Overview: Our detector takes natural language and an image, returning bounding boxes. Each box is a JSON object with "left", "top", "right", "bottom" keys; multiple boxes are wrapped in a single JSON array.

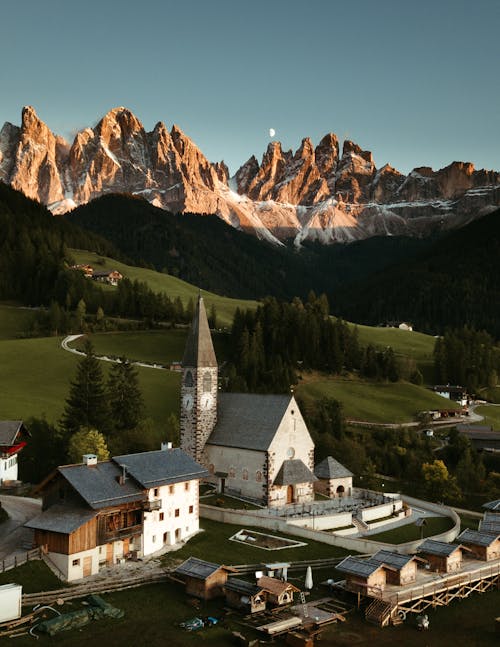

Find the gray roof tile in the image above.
[
  {"left": 113, "top": 448, "right": 208, "bottom": 489},
  {"left": 207, "top": 393, "right": 292, "bottom": 451},
  {"left": 59, "top": 461, "right": 145, "bottom": 510},
  {"left": 418, "top": 539, "right": 461, "bottom": 557},
  {"left": 483, "top": 499, "right": 500, "bottom": 511},
  {"left": 224, "top": 578, "right": 264, "bottom": 596},
  {"left": 0, "top": 421, "right": 25, "bottom": 445},
  {"left": 175, "top": 557, "right": 231, "bottom": 580},
  {"left": 458, "top": 529, "right": 500, "bottom": 547},
  {"left": 370, "top": 550, "right": 415, "bottom": 570},
  {"left": 25, "top": 505, "right": 97, "bottom": 534},
  {"left": 273, "top": 459, "right": 317, "bottom": 486},
  {"left": 314, "top": 456, "right": 353, "bottom": 479},
  {"left": 337, "top": 556, "right": 385, "bottom": 577}
]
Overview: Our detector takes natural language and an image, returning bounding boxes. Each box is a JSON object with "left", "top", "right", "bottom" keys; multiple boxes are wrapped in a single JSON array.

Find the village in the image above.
[{"left": 1, "top": 297, "right": 500, "bottom": 645}]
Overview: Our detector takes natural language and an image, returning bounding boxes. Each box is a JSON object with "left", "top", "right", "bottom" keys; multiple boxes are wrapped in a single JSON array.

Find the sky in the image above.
[{"left": 0, "top": 0, "right": 498, "bottom": 175}]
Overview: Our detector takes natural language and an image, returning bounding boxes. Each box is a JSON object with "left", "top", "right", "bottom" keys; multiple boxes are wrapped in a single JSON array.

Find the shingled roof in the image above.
[
  {"left": 0, "top": 421, "right": 27, "bottom": 445},
  {"left": 58, "top": 461, "right": 145, "bottom": 510},
  {"left": 224, "top": 578, "right": 265, "bottom": 596},
  {"left": 336, "top": 556, "right": 386, "bottom": 577},
  {"left": 182, "top": 296, "right": 217, "bottom": 368},
  {"left": 273, "top": 459, "right": 317, "bottom": 486},
  {"left": 458, "top": 529, "right": 500, "bottom": 547},
  {"left": 113, "top": 448, "right": 208, "bottom": 489},
  {"left": 26, "top": 505, "right": 97, "bottom": 534},
  {"left": 314, "top": 456, "right": 353, "bottom": 480},
  {"left": 418, "top": 539, "right": 462, "bottom": 557},
  {"left": 207, "top": 393, "right": 292, "bottom": 451},
  {"left": 174, "top": 557, "right": 235, "bottom": 580},
  {"left": 370, "top": 550, "right": 416, "bottom": 570}
]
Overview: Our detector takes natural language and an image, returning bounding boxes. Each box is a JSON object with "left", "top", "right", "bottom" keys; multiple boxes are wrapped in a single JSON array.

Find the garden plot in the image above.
[{"left": 230, "top": 529, "right": 307, "bottom": 550}]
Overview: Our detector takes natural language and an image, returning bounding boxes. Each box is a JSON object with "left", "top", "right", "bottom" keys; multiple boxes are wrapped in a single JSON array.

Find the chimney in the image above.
[
  {"left": 82, "top": 454, "right": 97, "bottom": 466},
  {"left": 161, "top": 442, "right": 173, "bottom": 451},
  {"left": 117, "top": 464, "right": 128, "bottom": 485}
]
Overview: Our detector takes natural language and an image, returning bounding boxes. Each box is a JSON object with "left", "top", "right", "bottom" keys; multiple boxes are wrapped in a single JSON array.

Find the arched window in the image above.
[
  {"left": 242, "top": 469, "right": 249, "bottom": 481},
  {"left": 229, "top": 466, "right": 236, "bottom": 478},
  {"left": 203, "top": 371, "right": 212, "bottom": 392},
  {"left": 208, "top": 463, "right": 215, "bottom": 474},
  {"left": 255, "top": 470, "right": 262, "bottom": 483},
  {"left": 184, "top": 370, "right": 193, "bottom": 387}
]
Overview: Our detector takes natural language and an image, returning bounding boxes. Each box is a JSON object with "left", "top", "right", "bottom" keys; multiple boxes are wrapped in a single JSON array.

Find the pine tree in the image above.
[
  {"left": 107, "top": 357, "right": 145, "bottom": 433},
  {"left": 61, "top": 340, "right": 110, "bottom": 436}
]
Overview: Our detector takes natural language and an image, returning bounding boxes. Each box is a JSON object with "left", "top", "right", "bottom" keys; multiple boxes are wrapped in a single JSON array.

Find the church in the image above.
[{"left": 180, "top": 296, "right": 317, "bottom": 508}]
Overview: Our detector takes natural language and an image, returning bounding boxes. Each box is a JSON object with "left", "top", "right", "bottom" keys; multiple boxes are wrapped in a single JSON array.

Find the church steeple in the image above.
[
  {"left": 182, "top": 296, "right": 217, "bottom": 368},
  {"left": 180, "top": 295, "right": 218, "bottom": 463}
]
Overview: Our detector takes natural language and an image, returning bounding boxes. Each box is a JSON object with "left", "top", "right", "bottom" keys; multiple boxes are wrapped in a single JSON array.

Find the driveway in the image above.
[{"left": 0, "top": 494, "right": 42, "bottom": 560}]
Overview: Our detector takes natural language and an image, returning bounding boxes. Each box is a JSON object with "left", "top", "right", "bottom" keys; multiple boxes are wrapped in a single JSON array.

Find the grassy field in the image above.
[
  {"left": 475, "top": 404, "right": 500, "bottom": 430},
  {"left": 297, "top": 376, "right": 459, "bottom": 424},
  {"left": 365, "top": 516, "right": 454, "bottom": 543},
  {"left": 0, "top": 335, "right": 180, "bottom": 428},
  {"left": 70, "top": 249, "right": 257, "bottom": 327},
  {"left": 353, "top": 324, "right": 436, "bottom": 363},
  {"left": 0, "top": 560, "right": 63, "bottom": 592},
  {"left": 0, "top": 304, "right": 36, "bottom": 339},
  {"left": 163, "top": 517, "right": 350, "bottom": 568}
]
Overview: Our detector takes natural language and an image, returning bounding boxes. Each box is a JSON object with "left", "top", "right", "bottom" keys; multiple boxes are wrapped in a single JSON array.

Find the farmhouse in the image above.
[
  {"left": 0, "top": 421, "right": 29, "bottom": 485},
  {"left": 433, "top": 385, "right": 468, "bottom": 406},
  {"left": 457, "top": 529, "right": 500, "bottom": 561},
  {"left": 180, "top": 296, "right": 316, "bottom": 507},
  {"left": 174, "top": 557, "right": 236, "bottom": 600},
  {"left": 92, "top": 270, "right": 123, "bottom": 286},
  {"left": 26, "top": 448, "right": 207, "bottom": 581},
  {"left": 417, "top": 539, "right": 466, "bottom": 573},
  {"left": 314, "top": 456, "right": 353, "bottom": 498}
]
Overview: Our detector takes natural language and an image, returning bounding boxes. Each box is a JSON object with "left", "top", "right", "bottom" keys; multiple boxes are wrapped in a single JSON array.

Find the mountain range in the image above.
[{"left": 1, "top": 106, "right": 499, "bottom": 245}]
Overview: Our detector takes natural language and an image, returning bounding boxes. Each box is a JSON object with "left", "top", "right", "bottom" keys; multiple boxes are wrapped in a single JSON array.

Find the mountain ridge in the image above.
[{"left": 1, "top": 105, "right": 499, "bottom": 244}]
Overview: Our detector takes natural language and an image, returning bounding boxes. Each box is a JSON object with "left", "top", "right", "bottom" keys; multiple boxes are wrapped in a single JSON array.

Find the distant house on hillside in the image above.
[
  {"left": 92, "top": 270, "right": 123, "bottom": 286},
  {"left": 71, "top": 264, "right": 94, "bottom": 277},
  {"left": 433, "top": 385, "right": 468, "bottom": 406},
  {"left": 0, "top": 421, "right": 30, "bottom": 485},
  {"left": 26, "top": 448, "right": 207, "bottom": 581},
  {"left": 398, "top": 322, "right": 413, "bottom": 331}
]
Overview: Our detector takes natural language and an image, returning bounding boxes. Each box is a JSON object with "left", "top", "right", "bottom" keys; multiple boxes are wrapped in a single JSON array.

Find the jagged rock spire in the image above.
[{"left": 182, "top": 296, "right": 217, "bottom": 368}]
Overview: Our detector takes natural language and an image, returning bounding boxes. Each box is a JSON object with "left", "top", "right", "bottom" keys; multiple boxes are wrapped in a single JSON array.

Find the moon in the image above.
[{"left": 269, "top": 128, "right": 276, "bottom": 137}]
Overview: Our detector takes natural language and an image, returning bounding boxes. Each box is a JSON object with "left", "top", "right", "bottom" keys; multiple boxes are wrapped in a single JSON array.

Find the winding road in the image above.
[
  {"left": 61, "top": 335, "right": 167, "bottom": 370},
  {"left": 0, "top": 495, "right": 41, "bottom": 559}
]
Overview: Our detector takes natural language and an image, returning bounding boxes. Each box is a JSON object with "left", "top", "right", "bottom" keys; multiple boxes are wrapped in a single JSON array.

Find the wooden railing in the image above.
[{"left": 0, "top": 547, "right": 42, "bottom": 573}]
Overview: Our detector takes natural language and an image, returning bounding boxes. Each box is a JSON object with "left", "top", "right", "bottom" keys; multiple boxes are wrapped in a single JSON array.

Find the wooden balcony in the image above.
[{"left": 143, "top": 499, "right": 162, "bottom": 512}]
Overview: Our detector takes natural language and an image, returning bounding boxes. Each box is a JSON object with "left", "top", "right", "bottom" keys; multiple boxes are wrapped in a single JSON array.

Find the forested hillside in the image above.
[{"left": 336, "top": 208, "right": 500, "bottom": 338}]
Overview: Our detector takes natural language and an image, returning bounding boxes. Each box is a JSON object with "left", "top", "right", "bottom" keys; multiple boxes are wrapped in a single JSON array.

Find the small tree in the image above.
[
  {"left": 422, "top": 459, "right": 462, "bottom": 503},
  {"left": 107, "top": 357, "right": 144, "bottom": 434},
  {"left": 67, "top": 427, "right": 110, "bottom": 463}
]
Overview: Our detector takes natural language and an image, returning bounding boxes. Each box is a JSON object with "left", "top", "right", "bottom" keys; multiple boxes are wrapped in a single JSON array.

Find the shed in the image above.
[
  {"left": 457, "top": 529, "right": 500, "bottom": 561},
  {"left": 313, "top": 456, "right": 353, "bottom": 498},
  {"left": 224, "top": 578, "right": 266, "bottom": 613},
  {"left": 174, "top": 557, "right": 236, "bottom": 600},
  {"left": 369, "top": 550, "right": 419, "bottom": 585},
  {"left": 418, "top": 539, "right": 465, "bottom": 573},
  {"left": 480, "top": 512, "right": 500, "bottom": 535},
  {"left": 257, "top": 575, "right": 300, "bottom": 606},
  {"left": 336, "top": 556, "right": 389, "bottom": 595}
]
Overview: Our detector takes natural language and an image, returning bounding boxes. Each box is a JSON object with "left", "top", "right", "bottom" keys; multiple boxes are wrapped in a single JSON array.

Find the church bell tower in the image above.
[{"left": 180, "top": 296, "right": 218, "bottom": 463}]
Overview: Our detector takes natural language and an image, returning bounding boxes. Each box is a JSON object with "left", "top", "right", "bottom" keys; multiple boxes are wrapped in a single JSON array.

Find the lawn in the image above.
[
  {"left": 70, "top": 249, "right": 258, "bottom": 327},
  {"left": 297, "top": 377, "right": 459, "bottom": 424},
  {"left": 70, "top": 329, "right": 230, "bottom": 366},
  {"left": 475, "top": 404, "right": 500, "bottom": 431},
  {"left": 0, "top": 304, "right": 36, "bottom": 340},
  {"left": 162, "top": 518, "right": 350, "bottom": 569},
  {"left": 352, "top": 323, "right": 436, "bottom": 364},
  {"left": 364, "top": 516, "right": 454, "bottom": 543},
  {"left": 0, "top": 560, "right": 63, "bottom": 593},
  {"left": 0, "top": 335, "right": 180, "bottom": 428}
]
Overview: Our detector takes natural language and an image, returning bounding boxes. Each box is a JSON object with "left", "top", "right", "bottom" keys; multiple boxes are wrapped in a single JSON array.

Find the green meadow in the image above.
[
  {"left": 0, "top": 304, "right": 36, "bottom": 339},
  {"left": 297, "top": 376, "right": 458, "bottom": 424},
  {"left": 70, "top": 249, "right": 258, "bottom": 327}
]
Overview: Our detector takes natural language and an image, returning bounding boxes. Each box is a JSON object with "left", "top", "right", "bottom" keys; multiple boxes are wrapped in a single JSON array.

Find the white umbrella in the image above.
[{"left": 304, "top": 565, "right": 313, "bottom": 590}]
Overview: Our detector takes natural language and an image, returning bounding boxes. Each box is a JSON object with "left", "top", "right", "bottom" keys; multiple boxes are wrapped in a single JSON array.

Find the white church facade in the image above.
[{"left": 180, "top": 297, "right": 317, "bottom": 508}]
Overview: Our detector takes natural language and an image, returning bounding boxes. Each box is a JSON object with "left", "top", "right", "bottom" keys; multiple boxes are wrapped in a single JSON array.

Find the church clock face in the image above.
[
  {"left": 182, "top": 394, "right": 194, "bottom": 411},
  {"left": 200, "top": 393, "right": 214, "bottom": 410}
]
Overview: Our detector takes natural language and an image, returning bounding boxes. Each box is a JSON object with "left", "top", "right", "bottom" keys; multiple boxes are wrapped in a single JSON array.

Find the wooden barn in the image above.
[
  {"left": 257, "top": 575, "right": 300, "bottom": 606},
  {"left": 418, "top": 539, "right": 465, "bottom": 573},
  {"left": 457, "top": 529, "right": 500, "bottom": 561},
  {"left": 369, "top": 550, "right": 419, "bottom": 586},
  {"left": 224, "top": 578, "right": 266, "bottom": 613},
  {"left": 336, "top": 556, "right": 389, "bottom": 595},
  {"left": 174, "top": 557, "right": 236, "bottom": 600}
]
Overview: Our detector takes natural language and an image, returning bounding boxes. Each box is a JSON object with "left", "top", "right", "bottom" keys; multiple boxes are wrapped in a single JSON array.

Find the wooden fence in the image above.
[{"left": 0, "top": 547, "right": 42, "bottom": 574}]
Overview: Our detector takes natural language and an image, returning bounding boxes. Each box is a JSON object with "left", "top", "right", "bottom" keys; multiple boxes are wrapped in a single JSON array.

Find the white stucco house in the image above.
[
  {"left": 0, "top": 421, "right": 29, "bottom": 485},
  {"left": 26, "top": 448, "right": 207, "bottom": 581}
]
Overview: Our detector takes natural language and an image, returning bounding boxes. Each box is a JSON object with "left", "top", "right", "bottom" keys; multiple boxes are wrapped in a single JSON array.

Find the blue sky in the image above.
[{"left": 1, "top": 0, "right": 498, "bottom": 175}]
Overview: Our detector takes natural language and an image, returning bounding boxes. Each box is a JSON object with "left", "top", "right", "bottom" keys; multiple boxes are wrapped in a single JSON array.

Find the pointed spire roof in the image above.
[{"left": 182, "top": 296, "right": 217, "bottom": 368}]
